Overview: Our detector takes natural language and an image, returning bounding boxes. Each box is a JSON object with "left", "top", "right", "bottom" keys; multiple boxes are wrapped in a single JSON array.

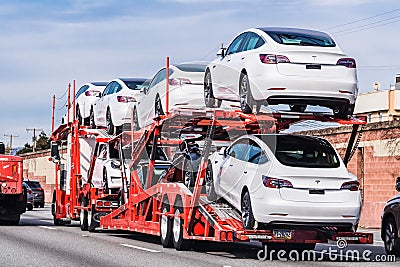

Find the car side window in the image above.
[
  {"left": 149, "top": 69, "right": 166, "bottom": 90},
  {"left": 226, "top": 32, "right": 248, "bottom": 55},
  {"left": 242, "top": 32, "right": 265, "bottom": 52},
  {"left": 246, "top": 140, "right": 268, "bottom": 164},
  {"left": 115, "top": 82, "right": 123, "bottom": 93},
  {"left": 227, "top": 139, "right": 249, "bottom": 161}
]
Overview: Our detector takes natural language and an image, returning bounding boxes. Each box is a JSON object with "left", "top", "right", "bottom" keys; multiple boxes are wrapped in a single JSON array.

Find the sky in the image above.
[{"left": 0, "top": 0, "right": 399, "bottom": 147}]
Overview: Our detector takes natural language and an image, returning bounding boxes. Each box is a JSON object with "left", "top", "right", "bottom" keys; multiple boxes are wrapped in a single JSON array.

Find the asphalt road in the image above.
[{"left": 0, "top": 205, "right": 397, "bottom": 267}]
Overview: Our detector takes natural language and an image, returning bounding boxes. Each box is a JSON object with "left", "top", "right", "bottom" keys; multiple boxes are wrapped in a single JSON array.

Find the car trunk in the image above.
[{"left": 276, "top": 50, "right": 349, "bottom": 78}]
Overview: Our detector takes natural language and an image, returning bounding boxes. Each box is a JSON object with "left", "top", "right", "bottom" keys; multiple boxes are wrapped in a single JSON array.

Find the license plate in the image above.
[{"left": 273, "top": 229, "right": 292, "bottom": 240}]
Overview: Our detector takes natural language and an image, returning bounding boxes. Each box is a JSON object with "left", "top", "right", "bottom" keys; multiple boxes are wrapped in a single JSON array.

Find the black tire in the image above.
[
  {"left": 80, "top": 197, "right": 88, "bottom": 231},
  {"left": 204, "top": 70, "right": 222, "bottom": 108},
  {"left": 27, "top": 205, "right": 33, "bottom": 211},
  {"left": 205, "top": 162, "right": 217, "bottom": 201},
  {"left": 155, "top": 94, "right": 165, "bottom": 116},
  {"left": 88, "top": 204, "right": 99, "bottom": 232},
  {"left": 333, "top": 104, "right": 349, "bottom": 119},
  {"left": 289, "top": 104, "right": 307, "bottom": 113},
  {"left": 172, "top": 198, "right": 192, "bottom": 251},
  {"left": 76, "top": 105, "right": 82, "bottom": 126},
  {"left": 241, "top": 190, "right": 255, "bottom": 229},
  {"left": 182, "top": 160, "right": 195, "bottom": 190},
  {"left": 160, "top": 203, "right": 174, "bottom": 248},
  {"left": 34, "top": 203, "right": 39, "bottom": 208},
  {"left": 90, "top": 108, "right": 96, "bottom": 129},
  {"left": 239, "top": 73, "right": 254, "bottom": 114},
  {"left": 103, "top": 168, "right": 109, "bottom": 194},
  {"left": 133, "top": 107, "right": 140, "bottom": 131},
  {"left": 106, "top": 109, "right": 114, "bottom": 135},
  {"left": 39, "top": 203, "right": 45, "bottom": 208},
  {"left": 383, "top": 217, "right": 400, "bottom": 256}
]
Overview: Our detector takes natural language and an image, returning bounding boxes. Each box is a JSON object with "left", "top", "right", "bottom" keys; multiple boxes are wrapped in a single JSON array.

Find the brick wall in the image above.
[{"left": 299, "top": 120, "right": 400, "bottom": 228}]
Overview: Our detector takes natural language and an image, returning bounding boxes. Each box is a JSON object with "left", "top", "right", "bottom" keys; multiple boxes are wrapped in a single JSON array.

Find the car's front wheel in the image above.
[
  {"left": 133, "top": 107, "right": 140, "bottom": 131},
  {"left": 241, "top": 190, "right": 256, "bottom": 229},
  {"left": 76, "top": 105, "right": 83, "bottom": 126},
  {"left": 383, "top": 217, "right": 400, "bottom": 256},
  {"left": 155, "top": 94, "right": 165, "bottom": 116},
  {"left": 90, "top": 107, "right": 96, "bottom": 129},
  {"left": 204, "top": 70, "right": 222, "bottom": 108},
  {"left": 205, "top": 162, "right": 217, "bottom": 201},
  {"left": 239, "top": 73, "right": 255, "bottom": 114}
]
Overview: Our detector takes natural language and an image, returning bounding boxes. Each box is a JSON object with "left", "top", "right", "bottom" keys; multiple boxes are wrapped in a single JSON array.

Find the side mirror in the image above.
[
  {"left": 396, "top": 177, "right": 400, "bottom": 192},
  {"left": 50, "top": 141, "right": 60, "bottom": 163},
  {"left": 219, "top": 147, "right": 227, "bottom": 157},
  {"left": 217, "top": 48, "right": 226, "bottom": 58}
]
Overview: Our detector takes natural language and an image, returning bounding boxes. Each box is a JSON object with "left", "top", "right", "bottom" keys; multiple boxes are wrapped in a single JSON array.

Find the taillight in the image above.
[
  {"left": 169, "top": 78, "right": 192, "bottom": 85},
  {"left": 336, "top": 58, "right": 356, "bottom": 68},
  {"left": 262, "top": 176, "right": 293, "bottom": 188},
  {"left": 340, "top": 181, "right": 359, "bottom": 191},
  {"left": 28, "top": 189, "right": 33, "bottom": 194},
  {"left": 85, "top": 90, "right": 101, "bottom": 96},
  {"left": 259, "top": 54, "right": 290, "bottom": 64},
  {"left": 117, "top": 96, "right": 136, "bottom": 103}
]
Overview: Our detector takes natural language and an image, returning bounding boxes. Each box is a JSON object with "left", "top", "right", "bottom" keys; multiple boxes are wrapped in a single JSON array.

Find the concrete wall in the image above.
[
  {"left": 21, "top": 149, "right": 55, "bottom": 203},
  {"left": 299, "top": 120, "right": 400, "bottom": 228}
]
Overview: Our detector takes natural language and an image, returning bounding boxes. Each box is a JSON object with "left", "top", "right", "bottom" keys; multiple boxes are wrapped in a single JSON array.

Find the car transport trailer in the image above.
[{"left": 49, "top": 106, "right": 372, "bottom": 251}]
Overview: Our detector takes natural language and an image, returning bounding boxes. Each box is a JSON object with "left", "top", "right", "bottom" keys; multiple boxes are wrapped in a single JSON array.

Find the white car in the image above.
[
  {"left": 134, "top": 63, "right": 207, "bottom": 129},
  {"left": 91, "top": 78, "right": 146, "bottom": 134},
  {"left": 206, "top": 134, "right": 361, "bottom": 230},
  {"left": 205, "top": 27, "right": 358, "bottom": 118},
  {"left": 76, "top": 82, "right": 108, "bottom": 126}
]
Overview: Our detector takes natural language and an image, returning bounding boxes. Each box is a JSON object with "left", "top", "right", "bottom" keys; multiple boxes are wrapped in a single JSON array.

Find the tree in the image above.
[
  {"left": 17, "top": 143, "right": 33, "bottom": 155},
  {"left": 36, "top": 131, "right": 50, "bottom": 151}
]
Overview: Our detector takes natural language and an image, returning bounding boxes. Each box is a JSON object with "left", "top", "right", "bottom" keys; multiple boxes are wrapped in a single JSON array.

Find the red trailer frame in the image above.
[{"left": 96, "top": 107, "right": 373, "bottom": 250}]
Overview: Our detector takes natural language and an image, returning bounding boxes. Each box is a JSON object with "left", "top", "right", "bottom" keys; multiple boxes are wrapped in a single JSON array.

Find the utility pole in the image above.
[
  {"left": 4, "top": 134, "right": 19, "bottom": 153},
  {"left": 26, "top": 128, "right": 44, "bottom": 152}
]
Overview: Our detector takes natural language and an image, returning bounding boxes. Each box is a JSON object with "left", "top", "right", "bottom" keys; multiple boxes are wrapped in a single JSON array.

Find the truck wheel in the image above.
[
  {"left": 80, "top": 197, "right": 88, "bottom": 231},
  {"left": 383, "top": 217, "right": 400, "bottom": 256},
  {"left": 172, "top": 198, "right": 192, "bottom": 251},
  {"left": 241, "top": 191, "right": 255, "bottom": 229},
  {"left": 160, "top": 203, "right": 173, "bottom": 248},
  {"left": 88, "top": 204, "right": 99, "bottom": 232},
  {"left": 40, "top": 203, "right": 45, "bottom": 208},
  {"left": 205, "top": 162, "right": 217, "bottom": 201}
]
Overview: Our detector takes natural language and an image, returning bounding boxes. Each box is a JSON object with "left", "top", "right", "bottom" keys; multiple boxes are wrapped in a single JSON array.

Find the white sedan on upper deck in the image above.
[
  {"left": 206, "top": 134, "right": 361, "bottom": 230},
  {"left": 204, "top": 27, "right": 358, "bottom": 118}
]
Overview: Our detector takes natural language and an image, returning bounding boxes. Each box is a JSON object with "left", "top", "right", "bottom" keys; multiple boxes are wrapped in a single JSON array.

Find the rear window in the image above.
[
  {"left": 257, "top": 135, "right": 340, "bottom": 168},
  {"left": 175, "top": 63, "right": 207, "bottom": 73},
  {"left": 261, "top": 29, "right": 336, "bottom": 47},
  {"left": 123, "top": 80, "right": 146, "bottom": 90}
]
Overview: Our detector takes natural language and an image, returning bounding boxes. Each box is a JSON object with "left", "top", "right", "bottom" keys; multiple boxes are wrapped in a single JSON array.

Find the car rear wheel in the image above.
[
  {"left": 383, "top": 217, "right": 400, "bottom": 256},
  {"left": 182, "top": 160, "right": 195, "bottom": 191},
  {"left": 76, "top": 105, "right": 83, "bottom": 126},
  {"left": 90, "top": 108, "right": 96, "bottom": 129},
  {"left": 289, "top": 104, "right": 307, "bottom": 113},
  {"left": 106, "top": 109, "right": 115, "bottom": 135},
  {"left": 204, "top": 70, "right": 222, "bottom": 108},
  {"left": 241, "top": 190, "right": 255, "bottom": 229},
  {"left": 239, "top": 73, "right": 255, "bottom": 114},
  {"left": 133, "top": 107, "right": 140, "bottom": 131},
  {"left": 205, "top": 162, "right": 217, "bottom": 201},
  {"left": 155, "top": 94, "right": 165, "bottom": 116}
]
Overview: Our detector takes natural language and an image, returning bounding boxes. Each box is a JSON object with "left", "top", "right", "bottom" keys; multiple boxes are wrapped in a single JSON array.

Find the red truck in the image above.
[{"left": 0, "top": 142, "right": 26, "bottom": 225}]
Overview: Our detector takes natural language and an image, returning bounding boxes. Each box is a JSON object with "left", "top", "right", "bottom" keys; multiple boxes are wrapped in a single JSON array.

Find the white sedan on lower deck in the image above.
[{"left": 206, "top": 134, "right": 361, "bottom": 230}]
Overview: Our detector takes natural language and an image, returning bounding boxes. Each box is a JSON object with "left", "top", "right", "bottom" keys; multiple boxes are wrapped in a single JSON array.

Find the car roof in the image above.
[
  {"left": 90, "top": 82, "right": 108, "bottom": 86},
  {"left": 118, "top": 78, "right": 147, "bottom": 83}
]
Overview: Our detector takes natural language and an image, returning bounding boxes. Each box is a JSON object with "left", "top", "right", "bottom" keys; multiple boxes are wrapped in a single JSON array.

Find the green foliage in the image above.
[
  {"left": 17, "top": 131, "right": 50, "bottom": 155},
  {"left": 17, "top": 143, "right": 33, "bottom": 155}
]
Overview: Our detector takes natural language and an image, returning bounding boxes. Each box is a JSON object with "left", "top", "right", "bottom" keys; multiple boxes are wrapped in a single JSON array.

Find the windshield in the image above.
[
  {"left": 257, "top": 135, "right": 340, "bottom": 168},
  {"left": 262, "top": 29, "right": 336, "bottom": 47}
]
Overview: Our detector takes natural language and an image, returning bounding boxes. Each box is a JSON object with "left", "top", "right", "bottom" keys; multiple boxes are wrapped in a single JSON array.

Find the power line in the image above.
[
  {"left": 56, "top": 86, "right": 69, "bottom": 100},
  {"left": 322, "top": 8, "right": 400, "bottom": 31},
  {"left": 335, "top": 17, "right": 400, "bottom": 35},
  {"left": 332, "top": 14, "right": 400, "bottom": 35}
]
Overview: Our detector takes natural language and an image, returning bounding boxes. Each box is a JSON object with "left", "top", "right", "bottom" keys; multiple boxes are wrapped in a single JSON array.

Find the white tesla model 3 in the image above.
[
  {"left": 206, "top": 134, "right": 361, "bottom": 230},
  {"left": 204, "top": 27, "right": 358, "bottom": 118}
]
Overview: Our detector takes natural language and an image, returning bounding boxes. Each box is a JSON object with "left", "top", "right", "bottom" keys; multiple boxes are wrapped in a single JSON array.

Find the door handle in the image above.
[
  {"left": 229, "top": 164, "right": 233, "bottom": 167},
  {"left": 244, "top": 171, "right": 247, "bottom": 174},
  {"left": 227, "top": 59, "right": 231, "bottom": 62},
  {"left": 241, "top": 57, "right": 245, "bottom": 60}
]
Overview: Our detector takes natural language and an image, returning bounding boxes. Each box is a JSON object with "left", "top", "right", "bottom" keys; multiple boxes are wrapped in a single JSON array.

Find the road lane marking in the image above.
[
  {"left": 40, "top": 220, "right": 52, "bottom": 223},
  {"left": 120, "top": 244, "right": 161, "bottom": 253},
  {"left": 39, "top": 226, "right": 57, "bottom": 230}
]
